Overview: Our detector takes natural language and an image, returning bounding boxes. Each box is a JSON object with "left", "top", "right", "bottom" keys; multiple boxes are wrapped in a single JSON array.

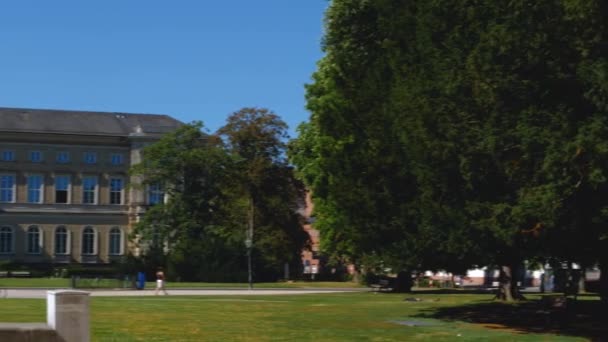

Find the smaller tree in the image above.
[
  {"left": 130, "top": 122, "right": 244, "bottom": 281},
  {"left": 218, "top": 108, "right": 310, "bottom": 285}
]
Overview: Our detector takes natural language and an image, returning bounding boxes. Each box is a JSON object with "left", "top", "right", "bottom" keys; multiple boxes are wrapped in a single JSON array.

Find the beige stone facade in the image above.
[{"left": 0, "top": 108, "right": 181, "bottom": 265}]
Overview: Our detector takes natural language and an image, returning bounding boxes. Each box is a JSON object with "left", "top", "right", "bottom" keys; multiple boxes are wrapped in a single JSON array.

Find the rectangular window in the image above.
[
  {"left": 27, "top": 175, "right": 44, "bottom": 203},
  {"left": 27, "top": 226, "right": 41, "bottom": 254},
  {"left": 109, "top": 178, "right": 123, "bottom": 204},
  {"left": 0, "top": 227, "right": 13, "bottom": 254},
  {"left": 82, "top": 176, "right": 98, "bottom": 204},
  {"left": 83, "top": 152, "right": 97, "bottom": 164},
  {"left": 110, "top": 153, "right": 124, "bottom": 165},
  {"left": 55, "top": 175, "right": 70, "bottom": 204},
  {"left": 109, "top": 228, "right": 122, "bottom": 255},
  {"left": 54, "top": 227, "right": 68, "bottom": 255},
  {"left": 1, "top": 150, "right": 15, "bottom": 161},
  {"left": 56, "top": 151, "right": 70, "bottom": 163},
  {"left": 148, "top": 183, "right": 164, "bottom": 205},
  {"left": 0, "top": 174, "right": 15, "bottom": 203},
  {"left": 82, "top": 227, "right": 96, "bottom": 255},
  {"left": 30, "top": 151, "right": 42, "bottom": 163}
]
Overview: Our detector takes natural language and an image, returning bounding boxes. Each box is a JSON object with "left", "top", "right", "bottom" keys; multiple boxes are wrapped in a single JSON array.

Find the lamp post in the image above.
[
  {"left": 245, "top": 237, "right": 252, "bottom": 290},
  {"left": 246, "top": 196, "right": 254, "bottom": 290}
]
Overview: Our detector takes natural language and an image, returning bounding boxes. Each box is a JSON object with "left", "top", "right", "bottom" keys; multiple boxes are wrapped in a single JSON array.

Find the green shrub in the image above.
[
  {"left": 0, "top": 262, "right": 54, "bottom": 277},
  {"left": 64, "top": 265, "right": 121, "bottom": 278},
  {"left": 72, "top": 277, "right": 126, "bottom": 289}
]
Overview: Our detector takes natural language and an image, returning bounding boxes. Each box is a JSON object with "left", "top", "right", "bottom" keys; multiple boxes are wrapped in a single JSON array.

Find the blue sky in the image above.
[{"left": 0, "top": 1, "right": 328, "bottom": 137}]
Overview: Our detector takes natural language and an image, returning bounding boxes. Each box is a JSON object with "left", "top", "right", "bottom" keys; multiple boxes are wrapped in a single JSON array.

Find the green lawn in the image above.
[
  {"left": 0, "top": 278, "right": 363, "bottom": 289},
  {"left": 0, "top": 277, "right": 70, "bottom": 288},
  {"left": 0, "top": 292, "right": 600, "bottom": 341}
]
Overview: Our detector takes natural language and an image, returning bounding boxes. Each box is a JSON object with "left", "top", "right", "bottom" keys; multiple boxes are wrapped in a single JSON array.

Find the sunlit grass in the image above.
[
  {"left": 0, "top": 277, "right": 69, "bottom": 288},
  {"left": 0, "top": 292, "right": 588, "bottom": 341}
]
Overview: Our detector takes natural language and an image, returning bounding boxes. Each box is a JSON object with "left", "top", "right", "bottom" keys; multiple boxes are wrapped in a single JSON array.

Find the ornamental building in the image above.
[{"left": 0, "top": 107, "right": 181, "bottom": 265}]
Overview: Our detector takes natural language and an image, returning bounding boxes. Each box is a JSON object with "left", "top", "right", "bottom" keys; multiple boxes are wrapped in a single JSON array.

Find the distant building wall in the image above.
[
  {"left": 424, "top": 268, "right": 543, "bottom": 287},
  {"left": 301, "top": 191, "right": 320, "bottom": 275},
  {"left": 0, "top": 108, "right": 181, "bottom": 266}
]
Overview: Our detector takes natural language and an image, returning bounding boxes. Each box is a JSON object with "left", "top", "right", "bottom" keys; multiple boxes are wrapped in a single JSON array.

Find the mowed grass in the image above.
[
  {"left": 0, "top": 292, "right": 589, "bottom": 342},
  {"left": 0, "top": 278, "right": 363, "bottom": 289},
  {"left": 0, "top": 277, "right": 69, "bottom": 288}
]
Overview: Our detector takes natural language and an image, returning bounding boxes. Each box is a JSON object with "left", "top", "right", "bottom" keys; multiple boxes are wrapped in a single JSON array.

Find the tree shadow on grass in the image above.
[
  {"left": 412, "top": 288, "right": 495, "bottom": 295},
  {"left": 413, "top": 297, "right": 608, "bottom": 341}
]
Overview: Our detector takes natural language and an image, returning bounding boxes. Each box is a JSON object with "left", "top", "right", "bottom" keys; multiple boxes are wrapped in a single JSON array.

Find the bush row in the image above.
[{"left": 0, "top": 261, "right": 125, "bottom": 278}]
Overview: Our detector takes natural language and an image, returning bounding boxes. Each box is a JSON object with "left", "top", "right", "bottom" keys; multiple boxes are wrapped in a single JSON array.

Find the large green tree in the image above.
[
  {"left": 290, "top": 0, "right": 608, "bottom": 300},
  {"left": 545, "top": 1, "right": 608, "bottom": 302},
  {"left": 289, "top": 0, "right": 467, "bottom": 291},
  {"left": 428, "top": 0, "right": 608, "bottom": 301}
]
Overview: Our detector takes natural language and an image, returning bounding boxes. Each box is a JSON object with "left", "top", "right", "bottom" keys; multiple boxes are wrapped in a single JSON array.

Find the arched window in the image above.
[
  {"left": 109, "top": 227, "right": 122, "bottom": 255},
  {"left": 26, "top": 226, "right": 42, "bottom": 254},
  {"left": 0, "top": 226, "right": 13, "bottom": 254},
  {"left": 55, "top": 226, "right": 69, "bottom": 255},
  {"left": 82, "top": 227, "right": 96, "bottom": 255}
]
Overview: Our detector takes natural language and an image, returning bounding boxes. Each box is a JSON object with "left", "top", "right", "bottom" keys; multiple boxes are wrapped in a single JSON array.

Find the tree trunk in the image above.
[
  {"left": 393, "top": 271, "right": 413, "bottom": 293},
  {"left": 496, "top": 263, "right": 525, "bottom": 301},
  {"left": 578, "top": 269, "right": 586, "bottom": 294},
  {"left": 497, "top": 265, "right": 515, "bottom": 301},
  {"left": 247, "top": 195, "right": 254, "bottom": 290},
  {"left": 351, "top": 266, "right": 362, "bottom": 284}
]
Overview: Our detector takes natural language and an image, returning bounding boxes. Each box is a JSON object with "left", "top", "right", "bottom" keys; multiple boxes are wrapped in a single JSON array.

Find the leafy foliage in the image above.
[
  {"left": 218, "top": 108, "right": 310, "bottom": 280},
  {"left": 131, "top": 122, "right": 244, "bottom": 281},
  {"left": 132, "top": 116, "right": 309, "bottom": 282},
  {"left": 290, "top": 0, "right": 608, "bottom": 298}
]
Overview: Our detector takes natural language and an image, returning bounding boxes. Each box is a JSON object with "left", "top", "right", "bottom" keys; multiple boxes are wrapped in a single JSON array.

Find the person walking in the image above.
[{"left": 154, "top": 267, "right": 169, "bottom": 295}]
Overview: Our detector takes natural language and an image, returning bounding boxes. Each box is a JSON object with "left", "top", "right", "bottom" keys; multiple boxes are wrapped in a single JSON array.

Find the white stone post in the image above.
[{"left": 47, "top": 290, "right": 90, "bottom": 342}]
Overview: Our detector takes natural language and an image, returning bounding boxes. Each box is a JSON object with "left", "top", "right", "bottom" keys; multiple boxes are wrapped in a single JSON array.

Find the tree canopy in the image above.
[
  {"left": 218, "top": 108, "right": 310, "bottom": 282},
  {"left": 289, "top": 0, "right": 608, "bottom": 300},
  {"left": 130, "top": 122, "right": 242, "bottom": 281},
  {"left": 131, "top": 110, "right": 309, "bottom": 282}
]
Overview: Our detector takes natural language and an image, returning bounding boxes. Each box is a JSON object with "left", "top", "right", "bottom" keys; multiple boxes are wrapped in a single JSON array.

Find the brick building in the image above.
[
  {"left": 0, "top": 107, "right": 181, "bottom": 265},
  {"left": 301, "top": 191, "right": 320, "bottom": 275}
]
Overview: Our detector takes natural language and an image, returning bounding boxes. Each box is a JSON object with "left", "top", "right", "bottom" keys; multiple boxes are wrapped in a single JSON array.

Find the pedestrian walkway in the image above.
[{"left": 1, "top": 288, "right": 359, "bottom": 299}]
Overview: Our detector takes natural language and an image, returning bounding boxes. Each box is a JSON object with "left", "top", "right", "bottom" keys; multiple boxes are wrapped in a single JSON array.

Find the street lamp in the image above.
[
  {"left": 246, "top": 195, "right": 254, "bottom": 290},
  {"left": 246, "top": 236, "right": 253, "bottom": 290}
]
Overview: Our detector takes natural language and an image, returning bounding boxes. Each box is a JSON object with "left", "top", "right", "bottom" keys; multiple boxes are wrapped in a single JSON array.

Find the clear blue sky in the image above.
[{"left": 0, "top": 0, "right": 328, "bottom": 137}]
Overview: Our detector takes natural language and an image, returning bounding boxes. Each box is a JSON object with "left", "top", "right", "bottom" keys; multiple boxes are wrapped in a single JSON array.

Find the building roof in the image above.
[{"left": 0, "top": 107, "right": 182, "bottom": 136}]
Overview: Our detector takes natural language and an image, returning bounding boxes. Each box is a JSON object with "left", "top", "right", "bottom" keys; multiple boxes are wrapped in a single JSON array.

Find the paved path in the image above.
[
  {"left": 0, "top": 288, "right": 361, "bottom": 299},
  {"left": 1, "top": 287, "right": 539, "bottom": 299}
]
